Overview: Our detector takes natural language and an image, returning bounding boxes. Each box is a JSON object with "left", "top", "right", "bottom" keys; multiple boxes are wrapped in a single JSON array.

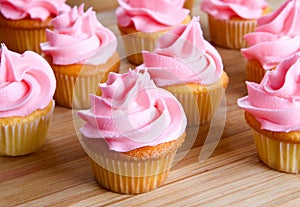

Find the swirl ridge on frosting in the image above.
[
  {"left": 0, "top": 0, "right": 70, "bottom": 21},
  {"left": 116, "top": 0, "right": 189, "bottom": 32},
  {"left": 136, "top": 16, "right": 223, "bottom": 86},
  {"left": 0, "top": 44, "right": 56, "bottom": 118},
  {"left": 238, "top": 53, "right": 300, "bottom": 132},
  {"left": 77, "top": 70, "right": 187, "bottom": 152},
  {"left": 40, "top": 4, "right": 117, "bottom": 65},
  {"left": 201, "top": 0, "right": 269, "bottom": 20},
  {"left": 242, "top": 0, "right": 300, "bottom": 70}
]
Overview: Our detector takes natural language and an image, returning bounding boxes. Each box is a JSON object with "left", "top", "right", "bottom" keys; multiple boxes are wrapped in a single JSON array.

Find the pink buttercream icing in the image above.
[
  {"left": 136, "top": 16, "right": 223, "bottom": 86},
  {"left": 116, "top": 0, "right": 190, "bottom": 32},
  {"left": 0, "top": 0, "right": 70, "bottom": 21},
  {"left": 238, "top": 53, "right": 300, "bottom": 132},
  {"left": 0, "top": 44, "right": 56, "bottom": 118},
  {"left": 242, "top": 0, "right": 300, "bottom": 70},
  {"left": 201, "top": 0, "right": 268, "bottom": 20},
  {"left": 77, "top": 70, "right": 187, "bottom": 152},
  {"left": 40, "top": 4, "right": 117, "bottom": 65}
]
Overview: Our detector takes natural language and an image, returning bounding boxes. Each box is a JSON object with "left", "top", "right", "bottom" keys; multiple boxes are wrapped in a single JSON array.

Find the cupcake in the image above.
[
  {"left": 136, "top": 16, "right": 229, "bottom": 126},
  {"left": 40, "top": 4, "right": 120, "bottom": 109},
  {"left": 201, "top": 0, "right": 269, "bottom": 49},
  {"left": 116, "top": 0, "right": 191, "bottom": 65},
  {"left": 76, "top": 70, "right": 187, "bottom": 194},
  {"left": 0, "top": 44, "right": 56, "bottom": 156},
  {"left": 238, "top": 53, "right": 300, "bottom": 173},
  {"left": 242, "top": 0, "right": 300, "bottom": 83},
  {"left": 0, "top": 0, "right": 70, "bottom": 54}
]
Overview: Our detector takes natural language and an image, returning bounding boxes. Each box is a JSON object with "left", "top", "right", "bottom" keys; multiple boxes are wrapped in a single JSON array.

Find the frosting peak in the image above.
[
  {"left": 156, "top": 16, "right": 205, "bottom": 59},
  {"left": 238, "top": 53, "right": 300, "bottom": 132},
  {"left": 136, "top": 16, "right": 223, "bottom": 86},
  {"left": 256, "top": 0, "right": 300, "bottom": 36},
  {"left": 201, "top": 0, "right": 269, "bottom": 20},
  {"left": 77, "top": 70, "right": 187, "bottom": 152},
  {"left": 242, "top": 0, "right": 300, "bottom": 70},
  {"left": 0, "top": 44, "right": 56, "bottom": 117},
  {"left": 40, "top": 4, "right": 117, "bottom": 65},
  {"left": 116, "top": 0, "right": 189, "bottom": 32},
  {"left": 0, "top": 0, "right": 70, "bottom": 21}
]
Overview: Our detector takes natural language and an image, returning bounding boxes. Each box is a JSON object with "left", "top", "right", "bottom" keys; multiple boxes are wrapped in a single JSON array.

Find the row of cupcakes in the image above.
[
  {"left": 236, "top": 0, "right": 300, "bottom": 174},
  {"left": 2, "top": 0, "right": 299, "bottom": 196},
  {"left": 204, "top": 0, "right": 300, "bottom": 174},
  {"left": 201, "top": 0, "right": 300, "bottom": 174},
  {"left": 66, "top": 0, "right": 195, "bottom": 13},
  {"left": 0, "top": 0, "right": 228, "bottom": 195},
  {"left": 0, "top": 0, "right": 195, "bottom": 55},
  {"left": 201, "top": 0, "right": 300, "bottom": 85},
  {"left": 0, "top": 1, "right": 119, "bottom": 156},
  {"left": 0, "top": 0, "right": 196, "bottom": 109},
  {"left": 0, "top": 0, "right": 229, "bottom": 122}
]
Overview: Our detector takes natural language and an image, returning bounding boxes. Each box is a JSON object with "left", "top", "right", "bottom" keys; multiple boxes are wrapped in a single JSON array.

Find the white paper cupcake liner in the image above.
[
  {"left": 246, "top": 60, "right": 269, "bottom": 83},
  {"left": 120, "top": 32, "right": 163, "bottom": 65},
  {"left": 88, "top": 151, "right": 175, "bottom": 194},
  {"left": 168, "top": 86, "right": 225, "bottom": 126},
  {"left": 0, "top": 101, "right": 55, "bottom": 156},
  {"left": 53, "top": 53, "right": 120, "bottom": 109},
  {"left": 208, "top": 15, "right": 257, "bottom": 49},
  {"left": 54, "top": 72, "right": 102, "bottom": 109},
  {"left": 78, "top": 134, "right": 183, "bottom": 194},
  {"left": 252, "top": 130, "right": 300, "bottom": 174},
  {"left": 0, "top": 25, "right": 47, "bottom": 54}
]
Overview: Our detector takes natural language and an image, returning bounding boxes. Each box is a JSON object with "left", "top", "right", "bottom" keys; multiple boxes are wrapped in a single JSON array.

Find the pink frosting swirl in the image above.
[
  {"left": 0, "top": 44, "right": 56, "bottom": 118},
  {"left": 77, "top": 70, "right": 187, "bottom": 152},
  {"left": 201, "top": 0, "right": 269, "bottom": 20},
  {"left": 136, "top": 16, "right": 223, "bottom": 86},
  {"left": 242, "top": 0, "right": 300, "bottom": 70},
  {"left": 40, "top": 4, "right": 117, "bottom": 65},
  {"left": 0, "top": 0, "right": 70, "bottom": 21},
  {"left": 238, "top": 53, "right": 300, "bottom": 132},
  {"left": 116, "top": 0, "right": 190, "bottom": 32}
]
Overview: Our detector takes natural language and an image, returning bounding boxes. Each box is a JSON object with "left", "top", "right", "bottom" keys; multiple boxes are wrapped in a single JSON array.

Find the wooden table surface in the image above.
[{"left": 2, "top": 0, "right": 299, "bottom": 206}]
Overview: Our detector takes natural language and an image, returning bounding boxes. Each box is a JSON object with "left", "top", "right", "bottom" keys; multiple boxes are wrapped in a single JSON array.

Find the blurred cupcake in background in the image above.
[
  {"left": 77, "top": 70, "right": 187, "bottom": 194},
  {"left": 242, "top": 0, "right": 300, "bottom": 83},
  {"left": 116, "top": 0, "right": 191, "bottom": 65},
  {"left": 201, "top": 0, "right": 270, "bottom": 49},
  {"left": 41, "top": 4, "right": 120, "bottom": 109},
  {"left": 0, "top": 44, "right": 56, "bottom": 156},
  {"left": 66, "top": 0, "right": 118, "bottom": 12},
  {"left": 0, "top": 0, "right": 70, "bottom": 54},
  {"left": 136, "top": 16, "right": 228, "bottom": 126},
  {"left": 184, "top": 0, "right": 195, "bottom": 13}
]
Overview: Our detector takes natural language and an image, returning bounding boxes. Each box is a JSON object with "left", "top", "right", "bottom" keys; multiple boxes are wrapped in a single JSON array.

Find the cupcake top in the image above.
[
  {"left": 0, "top": 0, "right": 70, "bottom": 21},
  {"left": 40, "top": 4, "right": 117, "bottom": 65},
  {"left": 201, "top": 0, "right": 269, "bottom": 20},
  {"left": 77, "top": 70, "right": 187, "bottom": 152},
  {"left": 136, "top": 16, "right": 223, "bottom": 86},
  {"left": 242, "top": 0, "right": 300, "bottom": 70},
  {"left": 238, "top": 53, "right": 300, "bottom": 132},
  {"left": 0, "top": 44, "right": 56, "bottom": 118},
  {"left": 116, "top": 0, "right": 190, "bottom": 32}
]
